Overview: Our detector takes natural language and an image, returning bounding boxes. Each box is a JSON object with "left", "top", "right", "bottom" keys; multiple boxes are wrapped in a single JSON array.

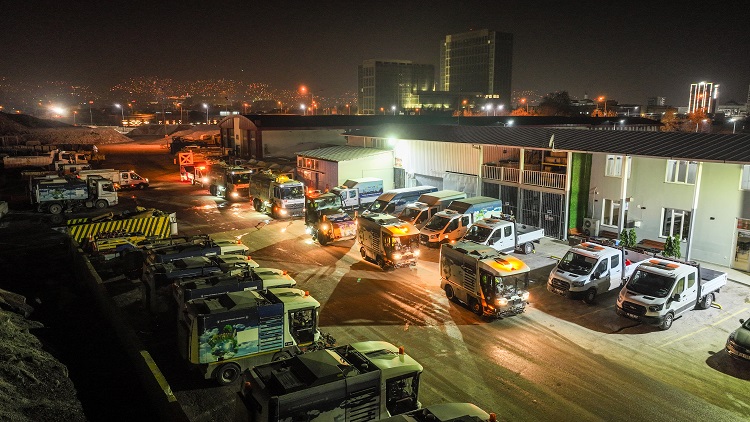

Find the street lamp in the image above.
[
  {"left": 391, "top": 105, "right": 396, "bottom": 116},
  {"left": 598, "top": 96, "right": 607, "bottom": 114},
  {"left": 497, "top": 104, "right": 504, "bottom": 116},
  {"left": 300, "top": 104, "right": 305, "bottom": 115},
  {"left": 115, "top": 103, "right": 124, "bottom": 126},
  {"left": 731, "top": 117, "right": 739, "bottom": 134},
  {"left": 203, "top": 103, "right": 209, "bottom": 124},
  {"left": 73, "top": 111, "right": 77, "bottom": 125},
  {"left": 346, "top": 104, "right": 350, "bottom": 115},
  {"left": 520, "top": 98, "right": 528, "bottom": 113},
  {"left": 88, "top": 101, "right": 93, "bottom": 125},
  {"left": 243, "top": 103, "right": 248, "bottom": 114},
  {"left": 177, "top": 103, "right": 183, "bottom": 123},
  {"left": 380, "top": 107, "right": 384, "bottom": 115}
]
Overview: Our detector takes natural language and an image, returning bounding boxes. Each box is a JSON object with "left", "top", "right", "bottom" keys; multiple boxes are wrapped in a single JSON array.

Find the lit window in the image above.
[
  {"left": 661, "top": 208, "right": 691, "bottom": 240},
  {"left": 605, "top": 155, "right": 631, "bottom": 178},
  {"left": 665, "top": 160, "right": 698, "bottom": 184},
  {"left": 741, "top": 165, "right": 750, "bottom": 190}
]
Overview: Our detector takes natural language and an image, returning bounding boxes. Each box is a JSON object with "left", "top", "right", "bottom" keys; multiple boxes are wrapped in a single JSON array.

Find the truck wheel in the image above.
[
  {"left": 523, "top": 242, "right": 535, "bottom": 255},
  {"left": 360, "top": 247, "right": 367, "bottom": 260},
  {"left": 48, "top": 203, "right": 63, "bottom": 215},
  {"left": 318, "top": 232, "right": 329, "bottom": 246},
  {"left": 376, "top": 255, "right": 386, "bottom": 270},
  {"left": 471, "top": 299, "right": 484, "bottom": 316},
  {"left": 138, "top": 183, "right": 146, "bottom": 190},
  {"left": 214, "top": 362, "right": 241, "bottom": 386},
  {"left": 444, "top": 285, "right": 455, "bottom": 301},
  {"left": 95, "top": 199, "right": 107, "bottom": 209},
  {"left": 698, "top": 293, "right": 714, "bottom": 310},
  {"left": 272, "top": 351, "right": 293, "bottom": 361},
  {"left": 659, "top": 312, "right": 674, "bottom": 330},
  {"left": 253, "top": 198, "right": 262, "bottom": 212},
  {"left": 584, "top": 288, "right": 597, "bottom": 304}
]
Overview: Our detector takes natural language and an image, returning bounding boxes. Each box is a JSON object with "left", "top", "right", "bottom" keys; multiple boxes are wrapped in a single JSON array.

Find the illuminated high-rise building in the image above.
[
  {"left": 439, "top": 29, "right": 513, "bottom": 105},
  {"left": 357, "top": 59, "right": 434, "bottom": 115},
  {"left": 688, "top": 82, "right": 719, "bottom": 114}
]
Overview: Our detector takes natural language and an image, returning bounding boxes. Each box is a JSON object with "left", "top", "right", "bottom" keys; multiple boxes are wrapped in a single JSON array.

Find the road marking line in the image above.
[{"left": 658, "top": 307, "right": 749, "bottom": 348}]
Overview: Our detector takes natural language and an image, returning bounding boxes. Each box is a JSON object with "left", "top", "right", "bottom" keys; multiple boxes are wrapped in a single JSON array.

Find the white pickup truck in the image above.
[
  {"left": 547, "top": 242, "right": 653, "bottom": 304},
  {"left": 462, "top": 216, "right": 544, "bottom": 255},
  {"left": 616, "top": 258, "right": 728, "bottom": 330}
]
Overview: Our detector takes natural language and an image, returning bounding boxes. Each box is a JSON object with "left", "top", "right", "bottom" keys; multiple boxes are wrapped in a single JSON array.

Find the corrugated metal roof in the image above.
[
  {"left": 296, "top": 145, "right": 392, "bottom": 162},
  {"left": 344, "top": 125, "right": 750, "bottom": 164}
]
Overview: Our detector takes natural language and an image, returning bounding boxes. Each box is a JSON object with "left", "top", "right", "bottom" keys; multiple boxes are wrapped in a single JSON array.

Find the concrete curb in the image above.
[{"left": 69, "top": 239, "right": 189, "bottom": 422}]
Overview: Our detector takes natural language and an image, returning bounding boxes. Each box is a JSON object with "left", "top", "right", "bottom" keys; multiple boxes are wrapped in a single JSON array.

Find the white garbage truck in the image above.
[
  {"left": 440, "top": 241, "right": 530, "bottom": 317},
  {"left": 30, "top": 175, "right": 118, "bottom": 214}
]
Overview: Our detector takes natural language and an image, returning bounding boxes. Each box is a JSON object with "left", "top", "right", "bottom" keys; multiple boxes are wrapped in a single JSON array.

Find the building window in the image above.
[
  {"left": 602, "top": 198, "right": 627, "bottom": 227},
  {"left": 297, "top": 157, "right": 319, "bottom": 170},
  {"left": 605, "top": 155, "right": 631, "bottom": 178},
  {"left": 741, "top": 165, "right": 750, "bottom": 190},
  {"left": 665, "top": 160, "right": 698, "bottom": 184},
  {"left": 661, "top": 208, "right": 691, "bottom": 240}
]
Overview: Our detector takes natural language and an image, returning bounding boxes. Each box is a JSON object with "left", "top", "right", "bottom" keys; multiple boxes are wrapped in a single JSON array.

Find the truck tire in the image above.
[
  {"left": 95, "top": 199, "right": 108, "bottom": 209},
  {"left": 360, "top": 247, "right": 367, "bottom": 260},
  {"left": 659, "top": 312, "right": 674, "bottom": 330},
  {"left": 698, "top": 293, "right": 714, "bottom": 310},
  {"left": 584, "top": 288, "right": 597, "bottom": 304},
  {"left": 523, "top": 242, "right": 534, "bottom": 255},
  {"left": 444, "top": 285, "right": 455, "bottom": 301},
  {"left": 471, "top": 298, "right": 484, "bottom": 316},
  {"left": 376, "top": 255, "right": 386, "bottom": 270},
  {"left": 138, "top": 183, "right": 146, "bottom": 190},
  {"left": 318, "top": 232, "right": 329, "bottom": 246},
  {"left": 214, "top": 362, "right": 241, "bottom": 386},
  {"left": 272, "top": 351, "right": 293, "bottom": 361},
  {"left": 48, "top": 203, "right": 63, "bottom": 215},
  {"left": 253, "top": 198, "right": 262, "bottom": 212}
]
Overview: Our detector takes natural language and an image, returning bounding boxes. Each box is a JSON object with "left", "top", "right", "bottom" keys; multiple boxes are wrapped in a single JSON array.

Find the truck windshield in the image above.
[
  {"left": 626, "top": 269, "right": 674, "bottom": 298},
  {"left": 313, "top": 196, "right": 342, "bottom": 209},
  {"left": 497, "top": 273, "right": 528, "bottom": 296},
  {"left": 423, "top": 215, "right": 451, "bottom": 231},
  {"left": 229, "top": 173, "right": 250, "bottom": 184},
  {"left": 368, "top": 199, "right": 389, "bottom": 213},
  {"left": 399, "top": 207, "right": 422, "bottom": 222},
  {"left": 280, "top": 186, "right": 304, "bottom": 199},
  {"left": 464, "top": 225, "right": 492, "bottom": 243},
  {"left": 557, "top": 251, "right": 596, "bottom": 276},
  {"left": 390, "top": 234, "right": 419, "bottom": 250}
]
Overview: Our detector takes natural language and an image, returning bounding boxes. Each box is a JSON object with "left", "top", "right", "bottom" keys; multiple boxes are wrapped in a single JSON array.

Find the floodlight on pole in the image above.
[
  {"left": 203, "top": 103, "right": 209, "bottom": 124},
  {"left": 391, "top": 105, "right": 396, "bottom": 115},
  {"left": 115, "top": 103, "right": 124, "bottom": 126}
]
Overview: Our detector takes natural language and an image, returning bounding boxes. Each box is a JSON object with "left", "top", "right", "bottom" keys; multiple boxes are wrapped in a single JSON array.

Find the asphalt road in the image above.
[{"left": 99, "top": 137, "right": 750, "bottom": 422}]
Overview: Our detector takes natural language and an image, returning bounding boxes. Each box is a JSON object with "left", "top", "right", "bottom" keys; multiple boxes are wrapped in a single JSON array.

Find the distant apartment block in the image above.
[
  {"left": 439, "top": 29, "right": 513, "bottom": 105},
  {"left": 357, "top": 59, "right": 434, "bottom": 115},
  {"left": 688, "top": 82, "right": 719, "bottom": 114}
]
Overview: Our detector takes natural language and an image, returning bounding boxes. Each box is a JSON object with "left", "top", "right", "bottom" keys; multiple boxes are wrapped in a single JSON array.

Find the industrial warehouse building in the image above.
[{"left": 218, "top": 114, "right": 750, "bottom": 270}]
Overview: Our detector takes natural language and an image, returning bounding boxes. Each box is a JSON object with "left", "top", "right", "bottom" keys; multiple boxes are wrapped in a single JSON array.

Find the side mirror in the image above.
[
  {"left": 672, "top": 293, "right": 681, "bottom": 302},
  {"left": 592, "top": 271, "right": 601, "bottom": 279},
  {"left": 740, "top": 319, "right": 745, "bottom": 324}
]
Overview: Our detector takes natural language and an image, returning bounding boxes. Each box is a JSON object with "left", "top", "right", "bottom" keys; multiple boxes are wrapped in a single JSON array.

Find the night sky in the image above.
[{"left": 3, "top": 0, "right": 749, "bottom": 105}]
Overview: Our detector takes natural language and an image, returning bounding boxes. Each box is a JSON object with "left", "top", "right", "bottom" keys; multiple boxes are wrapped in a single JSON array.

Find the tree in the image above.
[
  {"left": 663, "top": 235, "right": 674, "bottom": 257},
  {"left": 538, "top": 91, "right": 573, "bottom": 116},
  {"left": 660, "top": 110, "right": 680, "bottom": 132},
  {"left": 628, "top": 229, "right": 637, "bottom": 248},
  {"left": 672, "top": 235, "right": 682, "bottom": 259},
  {"left": 511, "top": 107, "right": 533, "bottom": 116},
  {"left": 685, "top": 109, "right": 711, "bottom": 133}
]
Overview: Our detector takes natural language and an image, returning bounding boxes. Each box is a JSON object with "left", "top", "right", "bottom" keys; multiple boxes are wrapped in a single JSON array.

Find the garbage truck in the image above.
[
  {"left": 234, "top": 341, "right": 423, "bottom": 421},
  {"left": 31, "top": 175, "right": 118, "bottom": 214},
  {"left": 249, "top": 171, "right": 305, "bottom": 219},
  {"left": 304, "top": 190, "right": 357, "bottom": 245},
  {"left": 178, "top": 288, "right": 324, "bottom": 385}
]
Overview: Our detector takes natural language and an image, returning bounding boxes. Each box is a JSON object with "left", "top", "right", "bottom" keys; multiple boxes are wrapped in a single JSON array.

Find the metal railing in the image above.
[{"left": 482, "top": 165, "right": 566, "bottom": 190}]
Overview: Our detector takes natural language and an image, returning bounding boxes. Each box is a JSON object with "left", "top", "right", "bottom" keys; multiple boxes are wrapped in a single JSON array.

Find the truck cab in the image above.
[
  {"left": 440, "top": 241, "right": 530, "bottom": 317},
  {"left": 331, "top": 177, "right": 384, "bottom": 210},
  {"left": 236, "top": 341, "right": 423, "bottom": 421},
  {"left": 304, "top": 191, "right": 357, "bottom": 245},
  {"left": 397, "top": 190, "right": 466, "bottom": 229},
  {"left": 616, "top": 258, "right": 728, "bottom": 330},
  {"left": 547, "top": 242, "right": 652, "bottom": 304},
  {"left": 419, "top": 197, "right": 502, "bottom": 247},
  {"left": 118, "top": 170, "right": 149, "bottom": 189},
  {"left": 462, "top": 216, "right": 544, "bottom": 254}
]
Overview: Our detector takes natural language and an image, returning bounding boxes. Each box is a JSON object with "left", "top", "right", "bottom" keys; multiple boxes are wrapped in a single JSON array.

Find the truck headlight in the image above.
[
  {"left": 496, "top": 298, "right": 508, "bottom": 306},
  {"left": 571, "top": 280, "right": 585, "bottom": 287},
  {"left": 279, "top": 209, "right": 288, "bottom": 216},
  {"left": 202, "top": 177, "right": 209, "bottom": 183},
  {"left": 521, "top": 291, "right": 530, "bottom": 301},
  {"left": 320, "top": 223, "right": 329, "bottom": 231},
  {"left": 648, "top": 304, "right": 664, "bottom": 312},
  {"left": 231, "top": 192, "right": 239, "bottom": 198},
  {"left": 413, "top": 249, "right": 420, "bottom": 257},
  {"left": 393, "top": 252, "right": 402, "bottom": 260}
]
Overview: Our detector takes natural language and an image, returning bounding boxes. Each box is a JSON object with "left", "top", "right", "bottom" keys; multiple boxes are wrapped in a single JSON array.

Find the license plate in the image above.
[
  {"left": 551, "top": 287, "right": 565, "bottom": 296},
  {"left": 625, "top": 312, "right": 639, "bottom": 320}
]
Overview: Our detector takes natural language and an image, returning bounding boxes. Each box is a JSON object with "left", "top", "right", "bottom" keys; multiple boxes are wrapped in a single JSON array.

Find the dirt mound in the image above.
[
  {"left": 0, "top": 112, "right": 71, "bottom": 132},
  {"left": 0, "top": 308, "right": 86, "bottom": 421},
  {"left": 0, "top": 112, "right": 132, "bottom": 145}
]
